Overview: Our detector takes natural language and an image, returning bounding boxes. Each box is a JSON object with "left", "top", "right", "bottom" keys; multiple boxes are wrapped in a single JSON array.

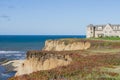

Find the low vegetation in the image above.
[
  {"left": 9, "top": 50, "right": 120, "bottom": 80},
  {"left": 9, "top": 39, "right": 120, "bottom": 80},
  {"left": 90, "top": 36, "right": 120, "bottom": 41}
]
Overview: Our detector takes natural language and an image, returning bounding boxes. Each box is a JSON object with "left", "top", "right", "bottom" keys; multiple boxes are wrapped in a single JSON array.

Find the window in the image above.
[
  {"left": 90, "top": 27, "right": 92, "bottom": 30},
  {"left": 114, "top": 26, "right": 118, "bottom": 30},
  {"left": 98, "top": 27, "right": 102, "bottom": 30}
]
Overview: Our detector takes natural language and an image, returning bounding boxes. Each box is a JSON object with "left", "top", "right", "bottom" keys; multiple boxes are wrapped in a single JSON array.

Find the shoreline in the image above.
[
  {"left": 0, "top": 59, "right": 24, "bottom": 80},
  {"left": 2, "top": 60, "right": 24, "bottom": 72}
]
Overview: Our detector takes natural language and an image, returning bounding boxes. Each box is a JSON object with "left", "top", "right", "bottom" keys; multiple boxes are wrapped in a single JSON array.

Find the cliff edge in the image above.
[
  {"left": 15, "top": 51, "right": 72, "bottom": 76},
  {"left": 9, "top": 39, "right": 120, "bottom": 80},
  {"left": 43, "top": 39, "right": 91, "bottom": 51}
]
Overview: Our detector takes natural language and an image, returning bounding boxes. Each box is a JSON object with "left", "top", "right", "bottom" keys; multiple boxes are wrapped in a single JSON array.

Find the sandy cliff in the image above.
[
  {"left": 43, "top": 39, "right": 91, "bottom": 51},
  {"left": 15, "top": 39, "right": 91, "bottom": 76},
  {"left": 9, "top": 39, "right": 120, "bottom": 80},
  {"left": 15, "top": 51, "right": 72, "bottom": 76}
]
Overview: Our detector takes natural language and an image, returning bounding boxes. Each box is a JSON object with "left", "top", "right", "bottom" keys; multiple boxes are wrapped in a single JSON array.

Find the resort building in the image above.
[{"left": 86, "top": 24, "right": 120, "bottom": 38}]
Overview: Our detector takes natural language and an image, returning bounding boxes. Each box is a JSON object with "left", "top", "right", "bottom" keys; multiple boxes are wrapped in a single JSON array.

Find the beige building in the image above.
[{"left": 86, "top": 24, "right": 120, "bottom": 38}]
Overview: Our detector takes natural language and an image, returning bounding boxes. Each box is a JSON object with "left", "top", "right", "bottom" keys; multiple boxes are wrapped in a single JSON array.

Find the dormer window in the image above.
[{"left": 98, "top": 27, "right": 102, "bottom": 30}]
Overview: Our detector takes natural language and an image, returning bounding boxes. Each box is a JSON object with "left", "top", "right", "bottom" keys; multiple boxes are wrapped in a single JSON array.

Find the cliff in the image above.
[
  {"left": 43, "top": 39, "right": 91, "bottom": 51},
  {"left": 10, "top": 50, "right": 120, "bottom": 80},
  {"left": 15, "top": 51, "right": 72, "bottom": 76},
  {"left": 15, "top": 39, "right": 120, "bottom": 76},
  {"left": 9, "top": 39, "right": 120, "bottom": 80}
]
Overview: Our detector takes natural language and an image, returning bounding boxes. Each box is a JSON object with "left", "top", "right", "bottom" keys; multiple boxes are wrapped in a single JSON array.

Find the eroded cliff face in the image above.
[
  {"left": 15, "top": 51, "right": 72, "bottom": 76},
  {"left": 15, "top": 39, "right": 91, "bottom": 76},
  {"left": 43, "top": 39, "right": 91, "bottom": 51}
]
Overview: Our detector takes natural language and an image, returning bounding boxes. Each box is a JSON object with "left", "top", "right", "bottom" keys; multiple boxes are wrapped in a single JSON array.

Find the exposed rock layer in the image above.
[
  {"left": 15, "top": 51, "right": 72, "bottom": 76},
  {"left": 43, "top": 40, "right": 91, "bottom": 51},
  {"left": 13, "top": 39, "right": 120, "bottom": 76}
]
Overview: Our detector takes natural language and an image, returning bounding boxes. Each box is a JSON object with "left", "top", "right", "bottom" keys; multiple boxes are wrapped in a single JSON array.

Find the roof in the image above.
[{"left": 88, "top": 24, "right": 120, "bottom": 31}]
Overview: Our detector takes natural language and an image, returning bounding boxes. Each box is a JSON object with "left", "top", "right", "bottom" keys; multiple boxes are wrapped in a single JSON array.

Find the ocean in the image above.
[{"left": 0, "top": 35, "right": 86, "bottom": 80}]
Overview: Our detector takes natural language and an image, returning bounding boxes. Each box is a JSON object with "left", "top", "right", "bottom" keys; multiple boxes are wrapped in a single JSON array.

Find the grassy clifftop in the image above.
[
  {"left": 9, "top": 51, "right": 120, "bottom": 80},
  {"left": 9, "top": 39, "right": 120, "bottom": 80},
  {"left": 45, "top": 38, "right": 120, "bottom": 49}
]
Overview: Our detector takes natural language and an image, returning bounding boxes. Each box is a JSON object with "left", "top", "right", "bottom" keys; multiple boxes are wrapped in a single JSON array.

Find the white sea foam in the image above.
[
  {"left": 0, "top": 51, "right": 25, "bottom": 54},
  {"left": 14, "top": 54, "right": 23, "bottom": 56},
  {"left": 1, "top": 73, "right": 10, "bottom": 77}
]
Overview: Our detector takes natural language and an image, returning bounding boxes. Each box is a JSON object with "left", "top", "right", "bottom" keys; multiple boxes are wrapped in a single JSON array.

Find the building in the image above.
[{"left": 86, "top": 24, "right": 120, "bottom": 38}]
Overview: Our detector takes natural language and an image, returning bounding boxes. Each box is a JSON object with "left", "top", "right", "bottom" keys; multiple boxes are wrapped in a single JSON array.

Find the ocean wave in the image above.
[
  {"left": 0, "top": 51, "right": 25, "bottom": 54},
  {"left": 1, "top": 73, "right": 10, "bottom": 77}
]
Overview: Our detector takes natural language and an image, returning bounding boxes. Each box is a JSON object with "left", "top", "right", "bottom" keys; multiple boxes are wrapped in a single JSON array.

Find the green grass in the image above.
[
  {"left": 9, "top": 50, "right": 120, "bottom": 80},
  {"left": 87, "top": 49, "right": 120, "bottom": 54},
  {"left": 9, "top": 39, "right": 120, "bottom": 80},
  {"left": 90, "top": 36, "right": 120, "bottom": 41}
]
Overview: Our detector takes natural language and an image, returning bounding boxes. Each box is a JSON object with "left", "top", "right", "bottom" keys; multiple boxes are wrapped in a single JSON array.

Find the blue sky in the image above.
[{"left": 0, "top": 0, "right": 120, "bottom": 35}]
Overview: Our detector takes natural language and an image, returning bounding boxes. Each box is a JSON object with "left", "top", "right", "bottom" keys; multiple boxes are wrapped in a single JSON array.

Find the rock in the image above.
[
  {"left": 0, "top": 58, "right": 9, "bottom": 65},
  {"left": 84, "top": 41, "right": 91, "bottom": 50},
  {"left": 2, "top": 60, "right": 24, "bottom": 72},
  {"left": 15, "top": 51, "right": 72, "bottom": 76},
  {"left": 15, "top": 39, "right": 91, "bottom": 76},
  {"left": 43, "top": 40, "right": 91, "bottom": 51}
]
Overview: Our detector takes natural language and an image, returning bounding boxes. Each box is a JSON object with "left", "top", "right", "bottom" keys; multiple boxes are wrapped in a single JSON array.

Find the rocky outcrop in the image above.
[
  {"left": 2, "top": 60, "right": 24, "bottom": 72},
  {"left": 15, "top": 51, "right": 72, "bottom": 76},
  {"left": 15, "top": 39, "right": 91, "bottom": 76},
  {"left": 43, "top": 39, "right": 91, "bottom": 51}
]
